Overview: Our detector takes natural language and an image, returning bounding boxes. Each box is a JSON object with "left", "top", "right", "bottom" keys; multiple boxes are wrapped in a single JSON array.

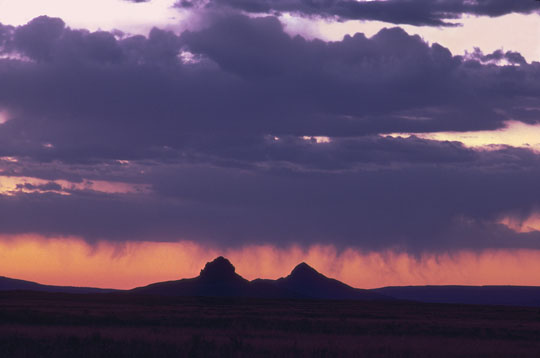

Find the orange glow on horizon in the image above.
[{"left": 2, "top": 236, "right": 540, "bottom": 290}]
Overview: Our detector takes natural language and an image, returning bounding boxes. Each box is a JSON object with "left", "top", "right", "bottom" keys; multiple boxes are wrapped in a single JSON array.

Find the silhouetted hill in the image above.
[
  {"left": 372, "top": 286, "right": 540, "bottom": 307},
  {"left": 132, "top": 257, "right": 389, "bottom": 300},
  {"left": 0, "top": 276, "right": 115, "bottom": 294},
  {"left": 275, "top": 262, "right": 388, "bottom": 300},
  {"left": 199, "top": 256, "right": 240, "bottom": 283},
  {"left": 132, "top": 256, "right": 297, "bottom": 298},
  {"left": 5, "top": 258, "right": 540, "bottom": 306}
]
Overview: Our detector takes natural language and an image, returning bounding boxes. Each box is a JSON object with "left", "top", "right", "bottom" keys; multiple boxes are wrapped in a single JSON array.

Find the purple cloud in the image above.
[
  {"left": 176, "top": 0, "right": 540, "bottom": 26},
  {"left": 0, "top": 15, "right": 539, "bottom": 252}
]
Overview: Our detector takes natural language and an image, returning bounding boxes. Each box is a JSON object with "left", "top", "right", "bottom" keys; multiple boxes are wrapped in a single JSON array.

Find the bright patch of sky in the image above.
[
  {"left": 281, "top": 13, "right": 540, "bottom": 62},
  {"left": 385, "top": 121, "right": 540, "bottom": 151},
  {"left": 0, "top": 175, "right": 150, "bottom": 196},
  {"left": 0, "top": 0, "right": 182, "bottom": 35}
]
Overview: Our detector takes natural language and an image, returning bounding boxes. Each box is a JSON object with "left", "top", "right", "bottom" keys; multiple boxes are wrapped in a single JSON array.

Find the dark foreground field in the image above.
[{"left": 1, "top": 292, "right": 540, "bottom": 357}]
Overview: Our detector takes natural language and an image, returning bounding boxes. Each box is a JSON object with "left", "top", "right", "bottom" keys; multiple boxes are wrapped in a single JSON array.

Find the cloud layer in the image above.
[
  {"left": 177, "top": 0, "right": 540, "bottom": 26},
  {"left": 0, "top": 15, "right": 540, "bottom": 252}
]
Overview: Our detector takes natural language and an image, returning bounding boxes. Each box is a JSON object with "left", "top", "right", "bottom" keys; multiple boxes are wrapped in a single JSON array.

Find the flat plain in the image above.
[{"left": 1, "top": 291, "right": 540, "bottom": 357}]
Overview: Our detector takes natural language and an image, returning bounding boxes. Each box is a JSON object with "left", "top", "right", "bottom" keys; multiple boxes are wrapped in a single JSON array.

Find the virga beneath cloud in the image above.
[{"left": 0, "top": 11, "right": 539, "bottom": 260}]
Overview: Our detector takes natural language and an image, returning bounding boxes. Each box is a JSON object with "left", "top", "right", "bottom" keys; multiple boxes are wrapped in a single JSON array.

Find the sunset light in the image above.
[{"left": 1, "top": 1, "right": 540, "bottom": 355}]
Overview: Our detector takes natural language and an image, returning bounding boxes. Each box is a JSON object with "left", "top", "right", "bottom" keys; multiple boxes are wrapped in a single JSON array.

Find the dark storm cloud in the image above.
[
  {"left": 467, "top": 48, "right": 528, "bottom": 65},
  {"left": 0, "top": 24, "right": 14, "bottom": 49},
  {"left": 1, "top": 15, "right": 540, "bottom": 251},
  {"left": 2, "top": 145, "right": 540, "bottom": 252},
  {"left": 13, "top": 16, "right": 66, "bottom": 61},
  {"left": 15, "top": 182, "right": 63, "bottom": 192},
  {"left": 0, "top": 15, "right": 539, "bottom": 165},
  {"left": 182, "top": 134, "right": 480, "bottom": 170},
  {"left": 177, "top": 0, "right": 540, "bottom": 26}
]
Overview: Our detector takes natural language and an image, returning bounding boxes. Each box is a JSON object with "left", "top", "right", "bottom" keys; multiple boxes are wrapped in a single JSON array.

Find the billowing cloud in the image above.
[
  {"left": 0, "top": 15, "right": 540, "bottom": 253},
  {"left": 0, "top": 14, "right": 539, "bottom": 164},
  {"left": 178, "top": 0, "right": 540, "bottom": 26},
  {"left": 1, "top": 145, "right": 540, "bottom": 252},
  {"left": 466, "top": 47, "right": 528, "bottom": 65}
]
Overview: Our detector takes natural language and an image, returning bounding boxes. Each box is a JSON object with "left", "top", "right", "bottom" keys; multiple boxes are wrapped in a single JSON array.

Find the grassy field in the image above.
[{"left": 1, "top": 291, "right": 540, "bottom": 357}]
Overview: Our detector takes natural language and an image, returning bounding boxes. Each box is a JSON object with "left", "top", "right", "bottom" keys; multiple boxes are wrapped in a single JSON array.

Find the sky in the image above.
[{"left": 0, "top": 0, "right": 540, "bottom": 289}]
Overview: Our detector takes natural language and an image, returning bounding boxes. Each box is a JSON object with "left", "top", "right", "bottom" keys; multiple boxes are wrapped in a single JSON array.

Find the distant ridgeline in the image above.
[
  {"left": 131, "top": 256, "right": 388, "bottom": 300},
  {"left": 2, "top": 256, "right": 540, "bottom": 306}
]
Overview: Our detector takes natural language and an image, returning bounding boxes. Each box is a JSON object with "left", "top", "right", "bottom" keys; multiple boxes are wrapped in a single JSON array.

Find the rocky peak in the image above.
[
  {"left": 199, "top": 256, "right": 238, "bottom": 282},
  {"left": 289, "top": 262, "right": 321, "bottom": 280}
]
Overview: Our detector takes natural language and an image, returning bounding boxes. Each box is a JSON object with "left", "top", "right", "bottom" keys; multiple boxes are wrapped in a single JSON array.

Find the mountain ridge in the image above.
[
  {"left": 0, "top": 276, "right": 116, "bottom": 294},
  {"left": 131, "top": 257, "right": 388, "bottom": 300},
  {"left": 2, "top": 257, "right": 540, "bottom": 306}
]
